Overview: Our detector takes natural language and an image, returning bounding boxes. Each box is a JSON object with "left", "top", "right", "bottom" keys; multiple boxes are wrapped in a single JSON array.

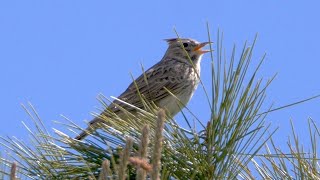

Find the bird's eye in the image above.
[{"left": 183, "top": 43, "right": 188, "bottom": 48}]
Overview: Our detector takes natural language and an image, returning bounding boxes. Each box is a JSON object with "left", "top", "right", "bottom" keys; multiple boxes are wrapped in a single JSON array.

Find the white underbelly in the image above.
[
  {"left": 158, "top": 61, "right": 201, "bottom": 116},
  {"left": 158, "top": 83, "right": 198, "bottom": 116}
]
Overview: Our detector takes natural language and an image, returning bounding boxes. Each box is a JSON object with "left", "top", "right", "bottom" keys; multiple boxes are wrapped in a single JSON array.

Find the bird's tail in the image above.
[{"left": 75, "top": 117, "right": 102, "bottom": 140}]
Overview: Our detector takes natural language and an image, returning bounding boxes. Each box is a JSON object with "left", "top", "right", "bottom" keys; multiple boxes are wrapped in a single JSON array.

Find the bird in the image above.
[{"left": 75, "top": 38, "right": 211, "bottom": 140}]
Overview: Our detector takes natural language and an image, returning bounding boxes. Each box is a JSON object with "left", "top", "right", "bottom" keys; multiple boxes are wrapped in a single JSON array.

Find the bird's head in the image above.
[{"left": 163, "top": 38, "right": 211, "bottom": 64}]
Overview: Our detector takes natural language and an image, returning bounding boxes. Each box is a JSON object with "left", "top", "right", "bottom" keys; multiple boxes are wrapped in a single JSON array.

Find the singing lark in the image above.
[{"left": 75, "top": 38, "right": 211, "bottom": 140}]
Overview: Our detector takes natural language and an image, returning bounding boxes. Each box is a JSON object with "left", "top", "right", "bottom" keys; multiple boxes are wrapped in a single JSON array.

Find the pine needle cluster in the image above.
[{"left": 1, "top": 28, "right": 319, "bottom": 179}]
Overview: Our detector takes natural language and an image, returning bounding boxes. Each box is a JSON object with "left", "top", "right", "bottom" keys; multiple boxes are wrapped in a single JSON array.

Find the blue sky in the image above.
[{"left": 0, "top": 1, "right": 319, "bottom": 152}]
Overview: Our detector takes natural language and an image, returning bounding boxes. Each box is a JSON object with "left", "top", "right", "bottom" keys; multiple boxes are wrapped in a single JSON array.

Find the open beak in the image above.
[{"left": 193, "top": 42, "right": 213, "bottom": 54}]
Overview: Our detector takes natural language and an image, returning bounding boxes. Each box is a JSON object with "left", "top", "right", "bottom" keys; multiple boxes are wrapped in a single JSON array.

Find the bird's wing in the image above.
[{"left": 108, "top": 60, "right": 187, "bottom": 114}]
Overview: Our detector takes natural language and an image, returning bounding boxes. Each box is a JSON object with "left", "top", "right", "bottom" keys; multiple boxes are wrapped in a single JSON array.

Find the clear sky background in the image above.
[{"left": 0, "top": 1, "right": 319, "bottom": 153}]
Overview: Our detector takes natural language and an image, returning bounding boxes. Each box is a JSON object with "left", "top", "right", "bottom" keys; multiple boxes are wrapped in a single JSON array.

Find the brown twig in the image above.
[
  {"left": 10, "top": 162, "right": 17, "bottom": 180},
  {"left": 136, "top": 124, "right": 150, "bottom": 179},
  {"left": 98, "top": 159, "right": 112, "bottom": 180},
  {"left": 151, "top": 109, "right": 165, "bottom": 180},
  {"left": 118, "top": 137, "right": 133, "bottom": 180}
]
